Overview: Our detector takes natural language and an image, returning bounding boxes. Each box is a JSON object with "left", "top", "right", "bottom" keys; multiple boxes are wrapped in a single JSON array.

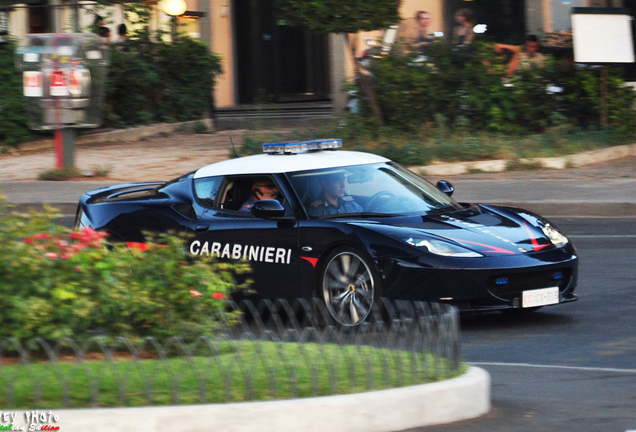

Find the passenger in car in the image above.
[
  {"left": 308, "top": 173, "right": 363, "bottom": 216},
  {"left": 240, "top": 178, "right": 281, "bottom": 211}
]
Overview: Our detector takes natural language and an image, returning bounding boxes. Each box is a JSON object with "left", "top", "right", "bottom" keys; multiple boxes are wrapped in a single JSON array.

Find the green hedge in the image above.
[
  {"left": 106, "top": 37, "right": 222, "bottom": 127},
  {"left": 0, "top": 36, "right": 222, "bottom": 147},
  {"left": 364, "top": 42, "right": 636, "bottom": 133},
  {"left": 0, "top": 39, "right": 41, "bottom": 146}
]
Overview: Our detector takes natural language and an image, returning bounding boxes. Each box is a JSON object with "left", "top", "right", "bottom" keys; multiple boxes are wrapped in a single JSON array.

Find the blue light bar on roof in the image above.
[{"left": 262, "top": 139, "right": 342, "bottom": 154}]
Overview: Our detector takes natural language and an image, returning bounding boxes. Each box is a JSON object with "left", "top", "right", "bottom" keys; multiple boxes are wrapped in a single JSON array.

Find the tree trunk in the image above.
[{"left": 345, "top": 33, "right": 385, "bottom": 127}]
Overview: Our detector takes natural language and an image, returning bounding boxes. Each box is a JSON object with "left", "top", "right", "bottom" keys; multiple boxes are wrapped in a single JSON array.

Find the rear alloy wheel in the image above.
[{"left": 320, "top": 247, "right": 380, "bottom": 326}]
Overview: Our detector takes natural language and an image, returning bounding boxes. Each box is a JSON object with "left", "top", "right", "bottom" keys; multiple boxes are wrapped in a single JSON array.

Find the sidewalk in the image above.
[{"left": 1, "top": 126, "right": 636, "bottom": 216}]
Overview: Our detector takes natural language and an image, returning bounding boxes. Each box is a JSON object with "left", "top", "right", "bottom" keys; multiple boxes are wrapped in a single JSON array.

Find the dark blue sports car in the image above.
[{"left": 75, "top": 139, "right": 578, "bottom": 326}]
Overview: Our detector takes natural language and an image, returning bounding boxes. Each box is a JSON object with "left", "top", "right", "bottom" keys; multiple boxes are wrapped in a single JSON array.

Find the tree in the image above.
[{"left": 276, "top": 0, "right": 401, "bottom": 126}]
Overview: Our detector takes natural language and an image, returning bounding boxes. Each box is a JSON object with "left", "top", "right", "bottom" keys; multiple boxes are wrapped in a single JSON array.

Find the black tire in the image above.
[{"left": 317, "top": 246, "right": 382, "bottom": 327}]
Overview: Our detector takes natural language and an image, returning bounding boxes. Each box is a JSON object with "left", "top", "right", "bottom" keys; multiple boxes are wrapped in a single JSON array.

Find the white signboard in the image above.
[
  {"left": 23, "top": 71, "right": 43, "bottom": 97},
  {"left": 50, "top": 70, "right": 69, "bottom": 96},
  {"left": 68, "top": 68, "right": 91, "bottom": 97},
  {"left": 572, "top": 11, "right": 635, "bottom": 63}
]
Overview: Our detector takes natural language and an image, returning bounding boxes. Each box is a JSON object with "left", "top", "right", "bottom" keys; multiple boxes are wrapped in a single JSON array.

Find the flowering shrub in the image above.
[{"left": 0, "top": 200, "right": 250, "bottom": 342}]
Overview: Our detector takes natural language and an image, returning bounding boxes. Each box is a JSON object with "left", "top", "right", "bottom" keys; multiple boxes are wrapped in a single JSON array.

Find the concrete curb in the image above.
[
  {"left": 9, "top": 367, "right": 490, "bottom": 432},
  {"left": 410, "top": 143, "right": 636, "bottom": 176}
]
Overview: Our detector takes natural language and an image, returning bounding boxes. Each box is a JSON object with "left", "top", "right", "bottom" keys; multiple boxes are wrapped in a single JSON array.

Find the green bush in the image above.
[
  {"left": 0, "top": 201, "right": 249, "bottom": 342},
  {"left": 363, "top": 41, "right": 636, "bottom": 134},
  {"left": 106, "top": 36, "right": 222, "bottom": 126},
  {"left": 0, "top": 39, "right": 42, "bottom": 146},
  {"left": 37, "top": 167, "right": 83, "bottom": 181}
]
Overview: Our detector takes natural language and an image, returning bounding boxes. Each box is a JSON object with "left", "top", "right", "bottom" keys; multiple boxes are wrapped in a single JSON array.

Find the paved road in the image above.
[{"left": 408, "top": 216, "right": 636, "bottom": 432}]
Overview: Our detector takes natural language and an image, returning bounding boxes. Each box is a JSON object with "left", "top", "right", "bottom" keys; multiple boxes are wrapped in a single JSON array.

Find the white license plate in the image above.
[{"left": 522, "top": 287, "right": 560, "bottom": 308}]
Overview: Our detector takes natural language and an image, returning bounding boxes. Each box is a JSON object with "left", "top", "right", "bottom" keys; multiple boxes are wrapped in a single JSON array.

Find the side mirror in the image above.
[
  {"left": 436, "top": 180, "right": 455, "bottom": 197},
  {"left": 251, "top": 199, "right": 286, "bottom": 219}
]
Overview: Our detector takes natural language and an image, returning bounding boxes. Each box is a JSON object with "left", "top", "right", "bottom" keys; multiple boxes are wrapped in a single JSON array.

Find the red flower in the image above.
[
  {"left": 45, "top": 252, "right": 58, "bottom": 259},
  {"left": 33, "top": 233, "right": 51, "bottom": 240},
  {"left": 55, "top": 239, "right": 69, "bottom": 248},
  {"left": 23, "top": 237, "right": 34, "bottom": 244},
  {"left": 71, "top": 227, "right": 108, "bottom": 245},
  {"left": 212, "top": 292, "right": 225, "bottom": 300},
  {"left": 190, "top": 290, "right": 202, "bottom": 298},
  {"left": 126, "top": 242, "right": 149, "bottom": 252}
]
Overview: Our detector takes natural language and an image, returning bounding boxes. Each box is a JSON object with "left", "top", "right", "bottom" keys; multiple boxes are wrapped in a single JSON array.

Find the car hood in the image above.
[{"left": 349, "top": 204, "right": 556, "bottom": 256}]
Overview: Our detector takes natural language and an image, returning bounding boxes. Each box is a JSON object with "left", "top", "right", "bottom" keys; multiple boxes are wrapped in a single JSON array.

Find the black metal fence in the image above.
[{"left": 0, "top": 298, "right": 461, "bottom": 409}]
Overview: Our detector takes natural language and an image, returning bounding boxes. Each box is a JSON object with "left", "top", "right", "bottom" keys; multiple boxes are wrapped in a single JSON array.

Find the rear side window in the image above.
[
  {"left": 194, "top": 175, "right": 291, "bottom": 216},
  {"left": 194, "top": 176, "right": 222, "bottom": 207}
]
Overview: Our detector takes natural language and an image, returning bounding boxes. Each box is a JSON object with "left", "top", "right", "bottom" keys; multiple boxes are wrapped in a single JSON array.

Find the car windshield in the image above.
[{"left": 288, "top": 162, "right": 463, "bottom": 218}]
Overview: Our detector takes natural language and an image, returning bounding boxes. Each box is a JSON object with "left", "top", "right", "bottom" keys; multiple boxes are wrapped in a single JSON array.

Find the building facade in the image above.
[{"left": 2, "top": 0, "right": 633, "bottom": 110}]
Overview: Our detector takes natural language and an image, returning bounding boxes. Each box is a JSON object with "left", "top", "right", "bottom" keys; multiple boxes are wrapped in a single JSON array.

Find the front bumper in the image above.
[{"left": 380, "top": 245, "right": 579, "bottom": 312}]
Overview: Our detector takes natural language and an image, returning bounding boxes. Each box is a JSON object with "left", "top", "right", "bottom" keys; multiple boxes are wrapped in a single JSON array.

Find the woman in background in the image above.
[{"left": 453, "top": 8, "right": 474, "bottom": 46}]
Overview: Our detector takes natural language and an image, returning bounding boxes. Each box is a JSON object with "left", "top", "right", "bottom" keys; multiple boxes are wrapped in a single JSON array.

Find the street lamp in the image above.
[{"left": 163, "top": 0, "right": 186, "bottom": 42}]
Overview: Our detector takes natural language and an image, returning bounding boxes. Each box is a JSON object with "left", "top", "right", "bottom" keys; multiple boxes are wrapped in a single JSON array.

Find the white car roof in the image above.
[{"left": 193, "top": 150, "right": 389, "bottom": 179}]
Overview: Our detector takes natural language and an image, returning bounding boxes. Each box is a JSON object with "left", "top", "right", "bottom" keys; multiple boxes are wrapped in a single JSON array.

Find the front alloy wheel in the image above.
[{"left": 321, "top": 248, "right": 378, "bottom": 326}]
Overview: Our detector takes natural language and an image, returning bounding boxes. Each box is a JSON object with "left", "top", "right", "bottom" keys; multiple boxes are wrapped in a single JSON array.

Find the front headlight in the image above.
[
  {"left": 541, "top": 223, "right": 569, "bottom": 247},
  {"left": 405, "top": 238, "right": 483, "bottom": 257}
]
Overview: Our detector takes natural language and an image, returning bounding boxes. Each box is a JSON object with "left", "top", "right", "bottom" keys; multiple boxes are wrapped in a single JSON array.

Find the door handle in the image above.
[{"left": 195, "top": 225, "right": 208, "bottom": 233}]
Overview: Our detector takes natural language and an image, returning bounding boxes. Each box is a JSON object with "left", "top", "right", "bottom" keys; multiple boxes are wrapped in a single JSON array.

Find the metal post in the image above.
[
  {"left": 54, "top": 129, "right": 63, "bottom": 169},
  {"left": 54, "top": 129, "right": 76, "bottom": 169},
  {"left": 62, "top": 128, "right": 76, "bottom": 168},
  {"left": 601, "top": 65, "right": 608, "bottom": 127},
  {"left": 72, "top": 0, "right": 79, "bottom": 32}
]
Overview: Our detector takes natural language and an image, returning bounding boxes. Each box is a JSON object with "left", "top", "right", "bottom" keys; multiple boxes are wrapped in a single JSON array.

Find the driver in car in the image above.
[
  {"left": 308, "top": 172, "right": 363, "bottom": 216},
  {"left": 240, "top": 178, "right": 281, "bottom": 211}
]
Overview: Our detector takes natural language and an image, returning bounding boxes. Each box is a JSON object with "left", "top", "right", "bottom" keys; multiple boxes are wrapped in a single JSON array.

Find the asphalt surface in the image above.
[{"left": 409, "top": 216, "right": 636, "bottom": 432}]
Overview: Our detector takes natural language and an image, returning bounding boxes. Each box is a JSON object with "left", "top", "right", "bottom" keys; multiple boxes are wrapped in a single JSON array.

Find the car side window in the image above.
[
  {"left": 220, "top": 176, "right": 287, "bottom": 212},
  {"left": 196, "top": 175, "right": 292, "bottom": 216},
  {"left": 193, "top": 176, "right": 222, "bottom": 208},
  {"left": 218, "top": 177, "right": 251, "bottom": 211}
]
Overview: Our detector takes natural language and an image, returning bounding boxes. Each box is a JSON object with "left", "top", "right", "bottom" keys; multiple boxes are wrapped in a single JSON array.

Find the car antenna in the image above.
[{"left": 230, "top": 137, "right": 240, "bottom": 158}]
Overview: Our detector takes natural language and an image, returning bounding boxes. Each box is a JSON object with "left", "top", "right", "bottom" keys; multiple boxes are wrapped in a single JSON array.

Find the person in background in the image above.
[
  {"left": 94, "top": 15, "right": 111, "bottom": 43},
  {"left": 93, "top": 14, "right": 104, "bottom": 29},
  {"left": 397, "top": 11, "right": 434, "bottom": 55},
  {"left": 98, "top": 26, "right": 111, "bottom": 43},
  {"left": 494, "top": 34, "right": 546, "bottom": 78},
  {"left": 115, "top": 23, "right": 127, "bottom": 43},
  {"left": 452, "top": 8, "right": 475, "bottom": 46}
]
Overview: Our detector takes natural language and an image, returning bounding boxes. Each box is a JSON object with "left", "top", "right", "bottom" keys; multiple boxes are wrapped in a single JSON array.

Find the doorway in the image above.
[{"left": 233, "top": 0, "right": 330, "bottom": 104}]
